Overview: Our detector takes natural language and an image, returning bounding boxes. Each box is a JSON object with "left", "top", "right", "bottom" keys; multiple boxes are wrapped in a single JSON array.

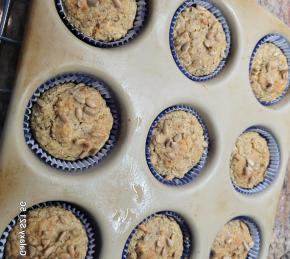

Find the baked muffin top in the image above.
[
  {"left": 31, "top": 83, "right": 113, "bottom": 161},
  {"left": 128, "top": 215, "right": 183, "bottom": 259},
  {"left": 210, "top": 220, "right": 254, "bottom": 259},
  {"left": 63, "top": 0, "right": 137, "bottom": 41},
  {"left": 250, "top": 43, "right": 288, "bottom": 102},
  {"left": 5, "top": 207, "right": 88, "bottom": 259},
  {"left": 230, "top": 132, "right": 270, "bottom": 189},
  {"left": 149, "top": 110, "right": 207, "bottom": 180},
  {"left": 173, "top": 5, "right": 227, "bottom": 76}
]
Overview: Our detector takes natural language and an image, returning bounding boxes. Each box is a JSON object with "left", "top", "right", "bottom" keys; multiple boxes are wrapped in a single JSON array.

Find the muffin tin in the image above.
[{"left": 0, "top": 0, "right": 290, "bottom": 258}]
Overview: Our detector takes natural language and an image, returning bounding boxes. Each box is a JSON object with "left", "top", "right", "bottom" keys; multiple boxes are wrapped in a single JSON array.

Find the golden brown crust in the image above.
[
  {"left": 31, "top": 83, "right": 113, "bottom": 161},
  {"left": 5, "top": 207, "right": 88, "bottom": 259}
]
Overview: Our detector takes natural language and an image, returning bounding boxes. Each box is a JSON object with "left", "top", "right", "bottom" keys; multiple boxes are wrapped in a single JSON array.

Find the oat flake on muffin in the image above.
[
  {"left": 230, "top": 132, "right": 270, "bottom": 189},
  {"left": 210, "top": 220, "right": 254, "bottom": 259},
  {"left": 173, "top": 5, "right": 227, "bottom": 77},
  {"left": 149, "top": 110, "right": 207, "bottom": 181},
  {"left": 250, "top": 43, "right": 288, "bottom": 102},
  {"left": 63, "top": 0, "right": 137, "bottom": 41},
  {"left": 128, "top": 215, "right": 183, "bottom": 259},
  {"left": 31, "top": 83, "right": 113, "bottom": 161},
  {"left": 5, "top": 207, "right": 88, "bottom": 259}
]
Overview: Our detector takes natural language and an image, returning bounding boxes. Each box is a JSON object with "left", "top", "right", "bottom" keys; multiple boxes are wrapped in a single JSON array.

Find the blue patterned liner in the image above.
[
  {"left": 23, "top": 73, "right": 121, "bottom": 172},
  {"left": 0, "top": 201, "right": 99, "bottom": 259},
  {"left": 169, "top": 0, "right": 231, "bottom": 82},
  {"left": 55, "top": 0, "right": 148, "bottom": 48},
  {"left": 122, "top": 211, "right": 192, "bottom": 259},
  {"left": 249, "top": 33, "right": 290, "bottom": 106},
  {"left": 231, "top": 126, "right": 280, "bottom": 195},
  {"left": 145, "top": 105, "right": 210, "bottom": 186}
]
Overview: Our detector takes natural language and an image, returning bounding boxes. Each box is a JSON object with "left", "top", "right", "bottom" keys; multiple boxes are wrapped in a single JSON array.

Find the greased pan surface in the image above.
[{"left": 1, "top": 0, "right": 290, "bottom": 258}]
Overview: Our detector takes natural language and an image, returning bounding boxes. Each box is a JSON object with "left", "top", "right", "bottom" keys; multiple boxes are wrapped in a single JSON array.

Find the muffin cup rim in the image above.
[{"left": 145, "top": 104, "right": 210, "bottom": 186}]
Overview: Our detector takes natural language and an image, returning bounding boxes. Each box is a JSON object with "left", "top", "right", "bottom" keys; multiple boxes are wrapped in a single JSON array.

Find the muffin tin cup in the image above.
[
  {"left": 23, "top": 73, "right": 121, "bottom": 172},
  {"left": 249, "top": 33, "right": 290, "bottom": 106},
  {"left": 55, "top": 0, "right": 148, "bottom": 48},
  {"left": 169, "top": 0, "right": 231, "bottom": 82},
  {"left": 121, "top": 211, "right": 192, "bottom": 259},
  {"left": 0, "top": 201, "right": 98, "bottom": 259},
  {"left": 231, "top": 126, "right": 280, "bottom": 195},
  {"left": 145, "top": 105, "right": 210, "bottom": 186}
]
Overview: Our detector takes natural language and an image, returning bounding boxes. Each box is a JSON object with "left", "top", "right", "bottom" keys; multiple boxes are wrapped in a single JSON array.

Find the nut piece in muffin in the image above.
[
  {"left": 5, "top": 207, "right": 88, "bottom": 259},
  {"left": 173, "top": 5, "right": 227, "bottom": 76},
  {"left": 250, "top": 43, "right": 288, "bottom": 102},
  {"left": 63, "top": 0, "right": 137, "bottom": 41},
  {"left": 230, "top": 132, "right": 270, "bottom": 189},
  {"left": 31, "top": 83, "right": 113, "bottom": 161},
  {"left": 210, "top": 220, "right": 254, "bottom": 259},
  {"left": 128, "top": 215, "right": 183, "bottom": 259},
  {"left": 149, "top": 110, "right": 207, "bottom": 180}
]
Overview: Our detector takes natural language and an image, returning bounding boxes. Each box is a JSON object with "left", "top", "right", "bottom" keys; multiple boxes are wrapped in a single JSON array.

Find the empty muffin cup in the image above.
[
  {"left": 0, "top": 201, "right": 99, "bottom": 259},
  {"left": 122, "top": 211, "right": 192, "bottom": 259},
  {"left": 55, "top": 0, "right": 148, "bottom": 48},
  {"left": 23, "top": 73, "right": 121, "bottom": 171},
  {"left": 169, "top": 0, "right": 231, "bottom": 82},
  {"left": 230, "top": 126, "right": 280, "bottom": 195},
  {"left": 145, "top": 105, "right": 210, "bottom": 186},
  {"left": 210, "top": 216, "right": 261, "bottom": 259}
]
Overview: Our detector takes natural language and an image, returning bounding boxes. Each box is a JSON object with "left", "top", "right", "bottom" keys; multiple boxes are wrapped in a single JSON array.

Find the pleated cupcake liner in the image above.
[
  {"left": 169, "top": 0, "right": 231, "bottom": 82},
  {"left": 231, "top": 126, "right": 280, "bottom": 195},
  {"left": 122, "top": 210, "right": 192, "bottom": 259},
  {"left": 145, "top": 105, "right": 210, "bottom": 186},
  {"left": 249, "top": 33, "right": 290, "bottom": 106},
  {"left": 55, "top": 0, "right": 148, "bottom": 48},
  {"left": 0, "top": 201, "right": 99, "bottom": 259},
  {"left": 23, "top": 73, "right": 121, "bottom": 172}
]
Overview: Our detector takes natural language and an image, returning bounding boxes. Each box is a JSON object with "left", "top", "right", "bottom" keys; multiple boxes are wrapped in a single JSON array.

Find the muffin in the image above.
[
  {"left": 128, "top": 215, "right": 183, "bottom": 259},
  {"left": 5, "top": 207, "right": 88, "bottom": 259},
  {"left": 31, "top": 82, "right": 113, "bottom": 161},
  {"left": 230, "top": 132, "right": 270, "bottom": 189},
  {"left": 173, "top": 5, "right": 227, "bottom": 77},
  {"left": 63, "top": 0, "right": 137, "bottom": 41},
  {"left": 149, "top": 110, "right": 207, "bottom": 180},
  {"left": 210, "top": 220, "right": 254, "bottom": 259},
  {"left": 250, "top": 43, "right": 288, "bottom": 102}
]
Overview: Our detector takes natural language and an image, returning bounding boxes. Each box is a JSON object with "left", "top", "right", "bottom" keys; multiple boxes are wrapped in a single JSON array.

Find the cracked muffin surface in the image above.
[
  {"left": 5, "top": 207, "right": 88, "bottom": 259},
  {"left": 210, "top": 220, "right": 254, "bottom": 259},
  {"left": 63, "top": 0, "right": 137, "bottom": 41},
  {"left": 149, "top": 110, "right": 207, "bottom": 180},
  {"left": 250, "top": 43, "right": 288, "bottom": 102},
  {"left": 230, "top": 132, "right": 270, "bottom": 189},
  {"left": 31, "top": 83, "right": 113, "bottom": 161},
  {"left": 173, "top": 5, "right": 227, "bottom": 76},
  {"left": 128, "top": 215, "right": 183, "bottom": 259}
]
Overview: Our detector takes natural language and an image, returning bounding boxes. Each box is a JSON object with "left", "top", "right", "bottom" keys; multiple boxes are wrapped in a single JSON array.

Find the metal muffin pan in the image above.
[{"left": 0, "top": 0, "right": 290, "bottom": 258}]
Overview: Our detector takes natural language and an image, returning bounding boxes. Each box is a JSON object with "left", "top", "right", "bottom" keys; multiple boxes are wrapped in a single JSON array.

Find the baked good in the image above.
[
  {"left": 5, "top": 207, "right": 88, "bottom": 259},
  {"left": 63, "top": 0, "right": 137, "bottom": 41},
  {"left": 149, "top": 110, "right": 207, "bottom": 180},
  {"left": 230, "top": 132, "right": 270, "bottom": 189},
  {"left": 173, "top": 5, "right": 227, "bottom": 76},
  {"left": 210, "top": 220, "right": 254, "bottom": 259},
  {"left": 128, "top": 215, "right": 183, "bottom": 259},
  {"left": 31, "top": 83, "right": 113, "bottom": 161},
  {"left": 250, "top": 43, "right": 288, "bottom": 102}
]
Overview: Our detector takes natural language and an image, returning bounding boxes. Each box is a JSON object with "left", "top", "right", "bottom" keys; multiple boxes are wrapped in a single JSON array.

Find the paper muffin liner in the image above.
[
  {"left": 122, "top": 211, "right": 192, "bottom": 259},
  {"left": 249, "top": 33, "right": 290, "bottom": 106},
  {"left": 0, "top": 201, "right": 99, "bottom": 259},
  {"left": 145, "top": 105, "right": 210, "bottom": 186},
  {"left": 169, "top": 0, "right": 231, "bottom": 82},
  {"left": 23, "top": 73, "right": 121, "bottom": 172},
  {"left": 231, "top": 126, "right": 280, "bottom": 195},
  {"left": 55, "top": 0, "right": 148, "bottom": 48}
]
